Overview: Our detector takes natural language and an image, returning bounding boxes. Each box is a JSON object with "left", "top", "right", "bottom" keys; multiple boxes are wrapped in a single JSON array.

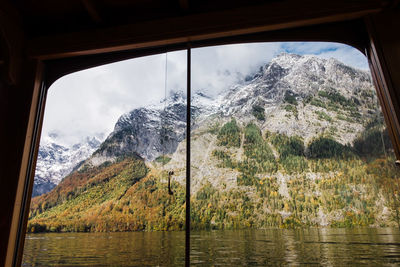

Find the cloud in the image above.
[
  {"left": 281, "top": 42, "right": 369, "bottom": 70},
  {"left": 42, "top": 42, "right": 370, "bottom": 146},
  {"left": 42, "top": 51, "right": 187, "bottom": 146},
  {"left": 192, "top": 42, "right": 282, "bottom": 96}
]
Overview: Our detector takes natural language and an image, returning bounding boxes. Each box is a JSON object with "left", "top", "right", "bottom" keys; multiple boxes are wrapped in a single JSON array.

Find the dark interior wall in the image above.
[
  {"left": 366, "top": 7, "right": 400, "bottom": 159},
  {"left": 0, "top": 60, "right": 41, "bottom": 267},
  {"left": 0, "top": 2, "right": 47, "bottom": 265},
  {"left": 1, "top": 2, "right": 400, "bottom": 267},
  {"left": 0, "top": 77, "right": 15, "bottom": 267}
]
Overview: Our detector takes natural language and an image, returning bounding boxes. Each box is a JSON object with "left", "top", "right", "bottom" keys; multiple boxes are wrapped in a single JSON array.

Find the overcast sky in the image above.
[{"left": 41, "top": 42, "right": 369, "bottom": 146}]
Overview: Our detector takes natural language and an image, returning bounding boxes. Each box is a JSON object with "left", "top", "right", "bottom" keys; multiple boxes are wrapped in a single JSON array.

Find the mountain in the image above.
[
  {"left": 216, "top": 53, "right": 374, "bottom": 143},
  {"left": 86, "top": 91, "right": 187, "bottom": 167},
  {"left": 33, "top": 134, "right": 101, "bottom": 197},
  {"left": 81, "top": 90, "right": 217, "bottom": 169},
  {"left": 28, "top": 53, "right": 400, "bottom": 232},
  {"left": 81, "top": 53, "right": 374, "bottom": 167}
]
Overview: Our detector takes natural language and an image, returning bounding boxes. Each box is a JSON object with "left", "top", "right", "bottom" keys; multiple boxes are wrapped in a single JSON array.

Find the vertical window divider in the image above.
[{"left": 185, "top": 45, "right": 191, "bottom": 267}]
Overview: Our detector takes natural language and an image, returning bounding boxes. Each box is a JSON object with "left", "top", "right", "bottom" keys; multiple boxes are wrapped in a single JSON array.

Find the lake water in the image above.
[{"left": 23, "top": 228, "right": 400, "bottom": 266}]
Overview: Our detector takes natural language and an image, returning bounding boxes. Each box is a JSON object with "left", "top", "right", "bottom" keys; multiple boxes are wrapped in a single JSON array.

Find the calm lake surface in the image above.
[{"left": 23, "top": 228, "right": 400, "bottom": 266}]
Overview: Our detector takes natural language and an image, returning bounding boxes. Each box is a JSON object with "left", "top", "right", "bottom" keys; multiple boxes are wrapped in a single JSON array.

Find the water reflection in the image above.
[
  {"left": 23, "top": 228, "right": 400, "bottom": 266},
  {"left": 23, "top": 231, "right": 185, "bottom": 266},
  {"left": 190, "top": 228, "right": 400, "bottom": 266}
]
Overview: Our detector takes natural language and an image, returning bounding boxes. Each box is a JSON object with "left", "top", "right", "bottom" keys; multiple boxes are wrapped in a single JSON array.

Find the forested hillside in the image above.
[
  {"left": 28, "top": 53, "right": 400, "bottom": 232},
  {"left": 28, "top": 119, "right": 400, "bottom": 232}
]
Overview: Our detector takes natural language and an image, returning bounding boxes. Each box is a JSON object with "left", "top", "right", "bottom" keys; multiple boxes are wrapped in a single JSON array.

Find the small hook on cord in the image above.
[{"left": 168, "top": 170, "right": 174, "bottom": 195}]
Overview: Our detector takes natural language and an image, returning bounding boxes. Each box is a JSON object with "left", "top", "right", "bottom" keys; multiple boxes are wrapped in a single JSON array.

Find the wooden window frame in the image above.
[{"left": 7, "top": 18, "right": 400, "bottom": 267}]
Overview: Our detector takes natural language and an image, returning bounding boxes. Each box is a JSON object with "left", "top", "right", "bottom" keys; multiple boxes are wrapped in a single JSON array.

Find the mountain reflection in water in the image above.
[{"left": 23, "top": 228, "right": 400, "bottom": 266}]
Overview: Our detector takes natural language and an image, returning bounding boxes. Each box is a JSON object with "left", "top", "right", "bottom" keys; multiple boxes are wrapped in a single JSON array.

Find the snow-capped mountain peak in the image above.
[
  {"left": 33, "top": 53, "right": 375, "bottom": 197},
  {"left": 33, "top": 135, "right": 101, "bottom": 197}
]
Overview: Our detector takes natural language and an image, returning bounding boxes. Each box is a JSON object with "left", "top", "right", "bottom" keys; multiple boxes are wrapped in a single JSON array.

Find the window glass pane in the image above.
[
  {"left": 190, "top": 42, "right": 400, "bottom": 265},
  {"left": 23, "top": 51, "right": 187, "bottom": 266}
]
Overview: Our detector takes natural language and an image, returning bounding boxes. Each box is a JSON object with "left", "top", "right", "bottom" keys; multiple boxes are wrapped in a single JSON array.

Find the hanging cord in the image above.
[
  {"left": 164, "top": 52, "right": 168, "bottom": 127},
  {"left": 161, "top": 52, "right": 168, "bottom": 165},
  {"left": 162, "top": 52, "right": 174, "bottom": 195},
  {"left": 161, "top": 53, "right": 167, "bottom": 164},
  {"left": 160, "top": 53, "right": 166, "bottom": 168}
]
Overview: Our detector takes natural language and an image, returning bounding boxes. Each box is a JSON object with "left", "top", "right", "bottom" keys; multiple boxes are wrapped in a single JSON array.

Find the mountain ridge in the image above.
[
  {"left": 29, "top": 53, "right": 400, "bottom": 232},
  {"left": 33, "top": 134, "right": 102, "bottom": 196}
]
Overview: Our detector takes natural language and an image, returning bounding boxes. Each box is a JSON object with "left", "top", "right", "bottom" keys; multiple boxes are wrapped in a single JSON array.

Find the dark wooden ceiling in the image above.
[
  {"left": 0, "top": 0, "right": 395, "bottom": 64},
  {"left": 10, "top": 0, "right": 392, "bottom": 38},
  {"left": 7, "top": 0, "right": 391, "bottom": 60},
  {"left": 14, "top": 0, "right": 276, "bottom": 37}
]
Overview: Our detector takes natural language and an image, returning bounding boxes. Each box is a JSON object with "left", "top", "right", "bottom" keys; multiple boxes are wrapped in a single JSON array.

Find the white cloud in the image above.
[
  {"left": 192, "top": 42, "right": 281, "bottom": 96},
  {"left": 281, "top": 42, "right": 369, "bottom": 70},
  {"left": 42, "top": 51, "right": 187, "bottom": 146},
  {"left": 42, "top": 42, "right": 370, "bottom": 146}
]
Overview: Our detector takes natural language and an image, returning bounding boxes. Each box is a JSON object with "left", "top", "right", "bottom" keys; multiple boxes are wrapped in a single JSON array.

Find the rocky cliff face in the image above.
[
  {"left": 33, "top": 134, "right": 101, "bottom": 196},
  {"left": 221, "top": 53, "right": 372, "bottom": 115},
  {"left": 35, "top": 53, "right": 376, "bottom": 194},
  {"left": 75, "top": 52, "right": 377, "bottom": 196},
  {"left": 216, "top": 53, "right": 374, "bottom": 143},
  {"left": 87, "top": 92, "right": 187, "bottom": 166},
  {"left": 81, "top": 53, "right": 375, "bottom": 166}
]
